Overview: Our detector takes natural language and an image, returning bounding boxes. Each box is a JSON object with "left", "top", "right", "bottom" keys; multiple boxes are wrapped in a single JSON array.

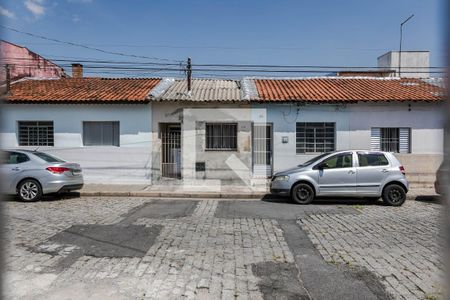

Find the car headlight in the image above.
[{"left": 273, "top": 175, "right": 289, "bottom": 181}]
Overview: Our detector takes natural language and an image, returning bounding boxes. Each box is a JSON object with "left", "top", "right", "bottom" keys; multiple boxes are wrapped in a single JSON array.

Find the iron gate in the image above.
[
  {"left": 161, "top": 124, "right": 181, "bottom": 178},
  {"left": 252, "top": 124, "right": 273, "bottom": 177}
]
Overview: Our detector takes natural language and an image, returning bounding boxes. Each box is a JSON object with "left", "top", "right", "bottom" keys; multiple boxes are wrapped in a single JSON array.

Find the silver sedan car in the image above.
[
  {"left": 1, "top": 150, "right": 84, "bottom": 201},
  {"left": 270, "top": 150, "right": 408, "bottom": 206}
]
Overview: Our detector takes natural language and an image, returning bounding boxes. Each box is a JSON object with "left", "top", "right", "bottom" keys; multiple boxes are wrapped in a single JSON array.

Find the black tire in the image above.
[
  {"left": 17, "top": 179, "right": 42, "bottom": 202},
  {"left": 291, "top": 183, "right": 315, "bottom": 204},
  {"left": 382, "top": 184, "right": 406, "bottom": 206}
]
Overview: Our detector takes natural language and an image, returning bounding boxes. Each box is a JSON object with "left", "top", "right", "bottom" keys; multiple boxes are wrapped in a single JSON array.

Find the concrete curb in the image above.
[
  {"left": 80, "top": 191, "right": 267, "bottom": 199},
  {"left": 79, "top": 191, "right": 436, "bottom": 200}
]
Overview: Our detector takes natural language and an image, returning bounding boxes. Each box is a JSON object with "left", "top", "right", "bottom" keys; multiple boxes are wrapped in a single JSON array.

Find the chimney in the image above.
[{"left": 71, "top": 63, "right": 83, "bottom": 78}]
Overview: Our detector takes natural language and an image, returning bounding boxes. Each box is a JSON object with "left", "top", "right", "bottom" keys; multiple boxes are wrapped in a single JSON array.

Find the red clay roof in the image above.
[
  {"left": 254, "top": 78, "right": 445, "bottom": 102},
  {"left": 6, "top": 78, "right": 161, "bottom": 102}
]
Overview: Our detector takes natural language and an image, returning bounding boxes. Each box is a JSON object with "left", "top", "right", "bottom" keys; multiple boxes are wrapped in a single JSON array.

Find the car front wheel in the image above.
[
  {"left": 382, "top": 184, "right": 406, "bottom": 206},
  {"left": 17, "top": 179, "right": 42, "bottom": 202},
  {"left": 291, "top": 183, "right": 315, "bottom": 204}
]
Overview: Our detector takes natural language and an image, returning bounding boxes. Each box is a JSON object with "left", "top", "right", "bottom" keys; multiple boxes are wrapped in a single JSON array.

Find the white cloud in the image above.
[
  {"left": 24, "top": 0, "right": 45, "bottom": 18},
  {"left": 0, "top": 6, "right": 15, "bottom": 18}
]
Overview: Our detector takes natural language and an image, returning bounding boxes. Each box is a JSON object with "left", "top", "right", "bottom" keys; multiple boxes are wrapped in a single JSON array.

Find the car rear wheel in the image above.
[
  {"left": 382, "top": 184, "right": 406, "bottom": 206},
  {"left": 291, "top": 183, "right": 315, "bottom": 204},
  {"left": 17, "top": 179, "right": 42, "bottom": 202}
]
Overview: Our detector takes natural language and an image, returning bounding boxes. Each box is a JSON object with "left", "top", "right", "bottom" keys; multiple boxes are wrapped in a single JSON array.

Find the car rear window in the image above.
[
  {"left": 358, "top": 153, "right": 389, "bottom": 167},
  {"left": 3, "top": 152, "right": 30, "bottom": 164},
  {"left": 33, "top": 152, "right": 65, "bottom": 163}
]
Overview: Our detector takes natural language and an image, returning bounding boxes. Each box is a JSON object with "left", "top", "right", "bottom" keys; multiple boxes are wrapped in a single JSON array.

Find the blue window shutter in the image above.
[
  {"left": 370, "top": 128, "right": 381, "bottom": 151},
  {"left": 399, "top": 128, "right": 411, "bottom": 153}
]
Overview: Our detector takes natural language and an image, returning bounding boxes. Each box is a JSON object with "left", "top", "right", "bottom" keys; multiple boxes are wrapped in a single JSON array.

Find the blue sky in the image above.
[{"left": 0, "top": 0, "right": 446, "bottom": 77}]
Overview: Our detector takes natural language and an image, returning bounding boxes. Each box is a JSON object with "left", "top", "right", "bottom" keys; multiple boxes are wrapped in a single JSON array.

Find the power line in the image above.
[
  {"left": 3, "top": 58, "right": 446, "bottom": 70},
  {"left": 0, "top": 25, "right": 182, "bottom": 63}
]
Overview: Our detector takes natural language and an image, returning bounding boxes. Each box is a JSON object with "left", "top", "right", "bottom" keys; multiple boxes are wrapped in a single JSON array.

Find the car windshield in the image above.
[
  {"left": 297, "top": 152, "right": 331, "bottom": 167},
  {"left": 33, "top": 152, "right": 65, "bottom": 163}
]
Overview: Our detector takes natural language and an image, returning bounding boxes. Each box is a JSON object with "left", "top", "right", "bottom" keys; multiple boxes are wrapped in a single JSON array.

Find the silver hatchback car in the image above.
[
  {"left": 1, "top": 150, "right": 84, "bottom": 202},
  {"left": 270, "top": 150, "right": 408, "bottom": 206}
]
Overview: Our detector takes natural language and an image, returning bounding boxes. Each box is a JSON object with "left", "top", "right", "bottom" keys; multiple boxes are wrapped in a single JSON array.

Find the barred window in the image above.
[
  {"left": 18, "top": 121, "right": 54, "bottom": 146},
  {"left": 296, "top": 122, "right": 335, "bottom": 154},
  {"left": 206, "top": 123, "right": 237, "bottom": 150},
  {"left": 371, "top": 127, "right": 410, "bottom": 153},
  {"left": 83, "top": 121, "right": 120, "bottom": 146}
]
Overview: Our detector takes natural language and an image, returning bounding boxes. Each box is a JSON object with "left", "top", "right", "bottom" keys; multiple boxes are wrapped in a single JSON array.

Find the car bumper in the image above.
[
  {"left": 270, "top": 180, "right": 291, "bottom": 196},
  {"left": 43, "top": 177, "right": 84, "bottom": 194}
]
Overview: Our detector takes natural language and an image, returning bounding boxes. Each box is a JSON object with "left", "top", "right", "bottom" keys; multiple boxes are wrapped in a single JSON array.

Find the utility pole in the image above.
[
  {"left": 398, "top": 14, "right": 414, "bottom": 77},
  {"left": 186, "top": 57, "right": 192, "bottom": 92}
]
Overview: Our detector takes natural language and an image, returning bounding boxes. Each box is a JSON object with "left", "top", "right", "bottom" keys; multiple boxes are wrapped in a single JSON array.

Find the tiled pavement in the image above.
[{"left": 2, "top": 196, "right": 444, "bottom": 299}]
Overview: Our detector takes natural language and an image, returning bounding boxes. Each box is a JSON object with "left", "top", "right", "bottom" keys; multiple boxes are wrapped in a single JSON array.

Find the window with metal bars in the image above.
[
  {"left": 296, "top": 122, "right": 335, "bottom": 154},
  {"left": 380, "top": 128, "right": 400, "bottom": 152},
  {"left": 205, "top": 123, "right": 237, "bottom": 150},
  {"left": 18, "top": 121, "right": 54, "bottom": 146}
]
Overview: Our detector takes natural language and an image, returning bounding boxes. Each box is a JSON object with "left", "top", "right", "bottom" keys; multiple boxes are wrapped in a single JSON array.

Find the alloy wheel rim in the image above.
[
  {"left": 20, "top": 182, "right": 38, "bottom": 201},
  {"left": 297, "top": 187, "right": 310, "bottom": 200},
  {"left": 389, "top": 188, "right": 403, "bottom": 203}
]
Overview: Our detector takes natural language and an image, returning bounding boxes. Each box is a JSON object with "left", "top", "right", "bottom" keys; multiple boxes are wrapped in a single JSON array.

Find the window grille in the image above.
[
  {"left": 206, "top": 123, "right": 237, "bottom": 150},
  {"left": 296, "top": 122, "right": 335, "bottom": 154},
  {"left": 371, "top": 127, "right": 410, "bottom": 153},
  {"left": 18, "top": 121, "right": 54, "bottom": 146}
]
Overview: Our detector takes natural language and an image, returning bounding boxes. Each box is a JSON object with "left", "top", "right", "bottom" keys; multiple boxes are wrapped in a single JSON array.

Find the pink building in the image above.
[{"left": 0, "top": 40, "right": 66, "bottom": 83}]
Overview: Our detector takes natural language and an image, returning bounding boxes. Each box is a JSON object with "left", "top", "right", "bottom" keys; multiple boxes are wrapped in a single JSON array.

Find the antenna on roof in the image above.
[
  {"left": 186, "top": 57, "right": 192, "bottom": 92},
  {"left": 399, "top": 14, "right": 414, "bottom": 77}
]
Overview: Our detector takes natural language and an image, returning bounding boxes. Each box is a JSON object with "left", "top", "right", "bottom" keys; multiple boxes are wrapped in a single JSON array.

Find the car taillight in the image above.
[
  {"left": 399, "top": 166, "right": 405, "bottom": 175},
  {"left": 46, "top": 167, "right": 71, "bottom": 174}
]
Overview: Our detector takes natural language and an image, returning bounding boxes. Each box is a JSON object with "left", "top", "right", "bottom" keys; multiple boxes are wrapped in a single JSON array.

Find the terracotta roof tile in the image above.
[
  {"left": 6, "top": 77, "right": 161, "bottom": 102},
  {"left": 254, "top": 78, "right": 445, "bottom": 102}
]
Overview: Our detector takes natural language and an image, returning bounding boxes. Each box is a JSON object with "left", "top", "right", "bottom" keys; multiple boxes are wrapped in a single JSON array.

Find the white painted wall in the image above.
[
  {"left": 1, "top": 103, "right": 152, "bottom": 184},
  {"left": 255, "top": 102, "right": 444, "bottom": 173},
  {"left": 377, "top": 51, "right": 429, "bottom": 78}
]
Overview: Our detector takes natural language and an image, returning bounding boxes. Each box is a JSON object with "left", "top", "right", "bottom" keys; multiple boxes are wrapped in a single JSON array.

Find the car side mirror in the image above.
[{"left": 315, "top": 163, "right": 324, "bottom": 170}]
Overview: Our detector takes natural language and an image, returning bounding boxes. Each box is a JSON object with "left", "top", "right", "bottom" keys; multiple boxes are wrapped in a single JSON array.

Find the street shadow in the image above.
[
  {"left": 261, "top": 194, "right": 385, "bottom": 206},
  {"left": 414, "top": 195, "right": 442, "bottom": 204},
  {"left": 41, "top": 192, "right": 82, "bottom": 202}
]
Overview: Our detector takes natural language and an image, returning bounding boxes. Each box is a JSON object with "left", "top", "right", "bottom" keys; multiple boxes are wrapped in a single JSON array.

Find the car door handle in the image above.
[
  {"left": 11, "top": 167, "right": 20, "bottom": 171},
  {"left": 348, "top": 170, "right": 355, "bottom": 174},
  {"left": 381, "top": 169, "right": 389, "bottom": 173}
]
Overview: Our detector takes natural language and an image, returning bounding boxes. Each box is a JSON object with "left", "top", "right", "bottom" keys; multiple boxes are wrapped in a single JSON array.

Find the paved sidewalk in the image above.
[{"left": 80, "top": 183, "right": 438, "bottom": 200}]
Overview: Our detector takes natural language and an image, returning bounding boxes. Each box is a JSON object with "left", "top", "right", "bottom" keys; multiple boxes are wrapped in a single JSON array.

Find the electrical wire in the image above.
[{"left": 0, "top": 25, "right": 182, "bottom": 63}]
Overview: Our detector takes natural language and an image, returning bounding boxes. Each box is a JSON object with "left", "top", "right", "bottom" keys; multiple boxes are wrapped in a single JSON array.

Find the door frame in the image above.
[
  {"left": 252, "top": 122, "right": 273, "bottom": 178},
  {"left": 160, "top": 123, "right": 182, "bottom": 179}
]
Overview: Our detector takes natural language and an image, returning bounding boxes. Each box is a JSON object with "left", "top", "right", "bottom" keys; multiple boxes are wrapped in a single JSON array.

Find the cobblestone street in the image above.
[
  {"left": 2, "top": 196, "right": 444, "bottom": 299},
  {"left": 300, "top": 200, "right": 444, "bottom": 300}
]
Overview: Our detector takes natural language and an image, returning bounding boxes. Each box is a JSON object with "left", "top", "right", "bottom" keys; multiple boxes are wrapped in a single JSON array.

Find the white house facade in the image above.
[{"left": 1, "top": 75, "right": 445, "bottom": 188}]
